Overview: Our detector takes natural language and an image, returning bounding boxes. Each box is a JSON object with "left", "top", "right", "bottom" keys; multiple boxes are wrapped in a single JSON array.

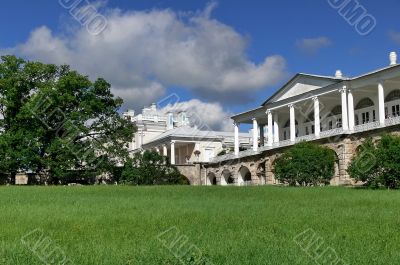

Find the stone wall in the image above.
[
  {"left": 176, "top": 164, "right": 203, "bottom": 185},
  {"left": 203, "top": 127, "right": 400, "bottom": 186}
]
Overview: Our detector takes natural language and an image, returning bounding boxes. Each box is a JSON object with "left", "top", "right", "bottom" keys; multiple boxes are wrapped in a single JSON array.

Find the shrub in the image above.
[
  {"left": 121, "top": 151, "right": 189, "bottom": 185},
  {"left": 348, "top": 134, "right": 400, "bottom": 189},
  {"left": 273, "top": 142, "right": 336, "bottom": 186}
]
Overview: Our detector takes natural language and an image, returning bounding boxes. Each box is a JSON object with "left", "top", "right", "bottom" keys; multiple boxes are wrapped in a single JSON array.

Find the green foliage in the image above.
[
  {"left": 121, "top": 151, "right": 189, "bottom": 185},
  {"left": 348, "top": 134, "right": 400, "bottom": 189},
  {"left": 1, "top": 186, "right": 400, "bottom": 264},
  {"left": 273, "top": 142, "right": 336, "bottom": 186},
  {"left": 0, "top": 55, "right": 136, "bottom": 183}
]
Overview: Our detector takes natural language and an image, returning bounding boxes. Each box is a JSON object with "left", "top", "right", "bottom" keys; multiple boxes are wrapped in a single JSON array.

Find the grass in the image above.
[{"left": 0, "top": 186, "right": 400, "bottom": 264}]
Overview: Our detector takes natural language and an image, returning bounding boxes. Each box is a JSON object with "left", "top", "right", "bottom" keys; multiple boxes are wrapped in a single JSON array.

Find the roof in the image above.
[
  {"left": 261, "top": 73, "right": 343, "bottom": 106},
  {"left": 232, "top": 63, "right": 400, "bottom": 121},
  {"left": 142, "top": 126, "right": 251, "bottom": 147}
]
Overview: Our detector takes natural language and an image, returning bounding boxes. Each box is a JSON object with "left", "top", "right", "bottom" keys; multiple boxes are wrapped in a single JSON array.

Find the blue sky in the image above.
[{"left": 1, "top": 0, "right": 400, "bottom": 130}]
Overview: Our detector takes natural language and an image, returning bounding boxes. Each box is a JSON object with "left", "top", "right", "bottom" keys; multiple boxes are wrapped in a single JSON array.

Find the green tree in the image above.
[
  {"left": 348, "top": 135, "right": 400, "bottom": 189},
  {"left": 121, "top": 151, "right": 189, "bottom": 185},
  {"left": 273, "top": 142, "right": 336, "bottom": 186},
  {"left": 0, "top": 55, "right": 135, "bottom": 184}
]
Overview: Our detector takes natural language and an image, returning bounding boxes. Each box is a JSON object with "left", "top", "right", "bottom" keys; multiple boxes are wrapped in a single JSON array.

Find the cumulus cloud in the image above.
[
  {"left": 4, "top": 3, "right": 287, "bottom": 108},
  {"left": 161, "top": 99, "right": 233, "bottom": 131},
  {"left": 389, "top": 30, "right": 400, "bottom": 44},
  {"left": 296, "top": 37, "right": 332, "bottom": 55}
]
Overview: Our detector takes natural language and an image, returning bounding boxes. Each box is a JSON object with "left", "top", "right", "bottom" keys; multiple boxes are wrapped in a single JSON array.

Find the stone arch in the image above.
[
  {"left": 238, "top": 166, "right": 252, "bottom": 186},
  {"left": 385, "top": 89, "right": 400, "bottom": 102},
  {"left": 355, "top": 97, "right": 374, "bottom": 110},
  {"left": 221, "top": 169, "right": 234, "bottom": 186},
  {"left": 207, "top": 172, "right": 217, "bottom": 186},
  {"left": 256, "top": 162, "right": 266, "bottom": 185}
]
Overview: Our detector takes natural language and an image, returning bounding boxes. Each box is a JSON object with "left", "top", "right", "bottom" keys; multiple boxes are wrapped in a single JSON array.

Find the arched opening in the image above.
[
  {"left": 238, "top": 166, "right": 252, "bottom": 186},
  {"left": 385, "top": 90, "right": 400, "bottom": 102},
  {"left": 329, "top": 105, "right": 342, "bottom": 116},
  {"left": 207, "top": 173, "right": 217, "bottom": 186},
  {"left": 221, "top": 169, "right": 234, "bottom": 186},
  {"left": 326, "top": 105, "right": 343, "bottom": 130},
  {"left": 385, "top": 90, "right": 400, "bottom": 118},
  {"left": 355, "top": 98, "right": 374, "bottom": 110},
  {"left": 355, "top": 98, "right": 375, "bottom": 125}
]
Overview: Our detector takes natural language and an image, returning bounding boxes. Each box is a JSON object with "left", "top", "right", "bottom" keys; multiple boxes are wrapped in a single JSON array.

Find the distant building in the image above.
[{"left": 123, "top": 104, "right": 252, "bottom": 165}]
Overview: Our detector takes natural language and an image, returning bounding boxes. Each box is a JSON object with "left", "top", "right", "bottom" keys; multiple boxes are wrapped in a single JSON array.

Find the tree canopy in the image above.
[
  {"left": 273, "top": 142, "right": 336, "bottom": 186},
  {"left": 348, "top": 134, "right": 400, "bottom": 189},
  {"left": 0, "top": 55, "right": 135, "bottom": 184}
]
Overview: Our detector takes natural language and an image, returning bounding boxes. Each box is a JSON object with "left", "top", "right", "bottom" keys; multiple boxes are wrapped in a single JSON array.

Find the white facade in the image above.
[
  {"left": 215, "top": 52, "right": 400, "bottom": 162},
  {"left": 123, "top": 104, "right": 252, "bottom": 165}
]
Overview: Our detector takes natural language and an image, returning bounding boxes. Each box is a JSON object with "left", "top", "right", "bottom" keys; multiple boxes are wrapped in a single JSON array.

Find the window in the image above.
[
  {"left": 372, "top": 110, "right": 376, "bottom": 122},
  {"left": 355, "top": 115, "right": 359, "bottom": 126},
  {"left": 337, "top": 118, "right": 342, "bottom": 128},
  {"left": 361, "top": 112, "right": 370, "bottom": 124},
  {"left": 305, "top": 126, "right": 309, "bottom": 135},
  {"left": 392, "top": 105, "right": 400, "bottom": 117},
  {"left": 385, "top": 107, "right": 389, "bottom": 118},
  {"left": 283, "top": 131, "right": 287, "bottom": 140},
  {"left": 311, "top": 125, "right": 315, "bottom": 134},
  {"left": 329, "top": 121, "right": 333, "bottom": 130}
]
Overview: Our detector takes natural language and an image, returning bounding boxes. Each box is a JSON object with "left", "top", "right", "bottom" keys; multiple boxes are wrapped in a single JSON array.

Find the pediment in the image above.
[{"left": 265, "top": 75, "right": 339, "bottom": 104}]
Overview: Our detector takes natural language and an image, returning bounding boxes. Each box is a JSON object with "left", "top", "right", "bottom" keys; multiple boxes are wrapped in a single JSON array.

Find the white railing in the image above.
[
  {"left": 354, "top": 121, "right": 381, "bottom": 132},
  {"left": 210, "top": 119, "right": 400, "bottom": 164},
  {"left": 385, "top": 116, "right": 400, "bottom": 126},
  {"left": 296, "top": 135, "right": 316, "bottom": 142},
  {"left": 320, "top": 128, "right": 344, "bottom": 138}
]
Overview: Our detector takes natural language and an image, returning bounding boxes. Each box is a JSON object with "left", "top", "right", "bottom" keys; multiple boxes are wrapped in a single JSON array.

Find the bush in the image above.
[
  {"left": 273, "top": 142, "right": 336, "bottom": 186},
  {"left": 348, "top": 134, "right": 400, "bottom": 189},
  {"left": 121, "top": 151, "right": 189, "bottom": 185}
]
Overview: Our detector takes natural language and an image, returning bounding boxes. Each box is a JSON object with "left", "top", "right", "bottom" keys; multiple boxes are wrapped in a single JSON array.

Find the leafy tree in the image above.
[
  {"left": 273, "top": 142, "right": 336, "bottom": 186},
  {"left": 121, "top": 151, "right": 189, "bottom": 185},
  {"left": 0, "top": 55, "right": 135, "bottom": 184},
  {"left": 348, "top": 135, "right": 400, "bottom": 189},
  {"left": 347, "top": 138, "right": 377, "bottom": 186}
]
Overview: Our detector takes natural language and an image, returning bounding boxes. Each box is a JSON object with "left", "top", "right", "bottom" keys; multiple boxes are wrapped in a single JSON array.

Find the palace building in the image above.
[
  {"left": 203, "top": 52, "right": 400, "bottom": 186},
  {"left": 123, "top": 104, "right": 252, "bottom": 183}
]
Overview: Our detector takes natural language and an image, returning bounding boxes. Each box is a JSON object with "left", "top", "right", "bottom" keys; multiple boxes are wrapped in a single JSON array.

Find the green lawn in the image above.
[{"left": 0, "top": 186, "right": 399, "bottom": 264}]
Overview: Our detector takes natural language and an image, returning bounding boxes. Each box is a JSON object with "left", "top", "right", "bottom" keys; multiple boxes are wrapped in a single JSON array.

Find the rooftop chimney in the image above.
[
  {"left": 335, "top": 70, "right": 343, "bottom": 78},
  {"left": 390, "top": 52, "right": 397, "bottom": 66}
]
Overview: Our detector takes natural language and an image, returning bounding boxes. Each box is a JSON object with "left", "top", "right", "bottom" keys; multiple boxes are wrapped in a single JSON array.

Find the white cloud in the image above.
[
  {"left": 5, "top": 3, "right": 287, "bottom": 108},
  {"left": 296, "top": 37, "right": 332, "bottom": 55},
  {"left": 161, "top": 99, "right": 233, "bottom": 131}
]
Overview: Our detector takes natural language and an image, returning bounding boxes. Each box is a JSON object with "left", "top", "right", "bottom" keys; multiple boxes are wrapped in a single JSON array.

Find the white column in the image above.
[
  {"left": 170, "top": 141, "right": 176, "bottom": 165},
  {"left": 252, "top": 118, "right": 258, "bottom": 151},
  {"left": 378, "top": 82, "right": 385, "bottom": 125},
  {"left": 273, "top": 113, "right": 279, "bottom": 143},
  {"left": 155, "top": 147, "right": 160, "bottom": 154},
  {"left": 267, "top": 110, "right": 273, "bottom": 146},
  {"left": 340, "top": 87, "right": 349, "bottom": 131},
  {"left": 313, "top": 97, "right": 320, "bottom": 137},
  {"left": 289, "top": 104, "right": 296, "bottom": 142},
  {"left": 163, "top": 144, "right": 168, "bottom": 156},
  {"left": 348, "top": 89, "right": 355, "bottom": 130},
  {"left": 234, "top": 122, "right": 240, "bottom": 156}
]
